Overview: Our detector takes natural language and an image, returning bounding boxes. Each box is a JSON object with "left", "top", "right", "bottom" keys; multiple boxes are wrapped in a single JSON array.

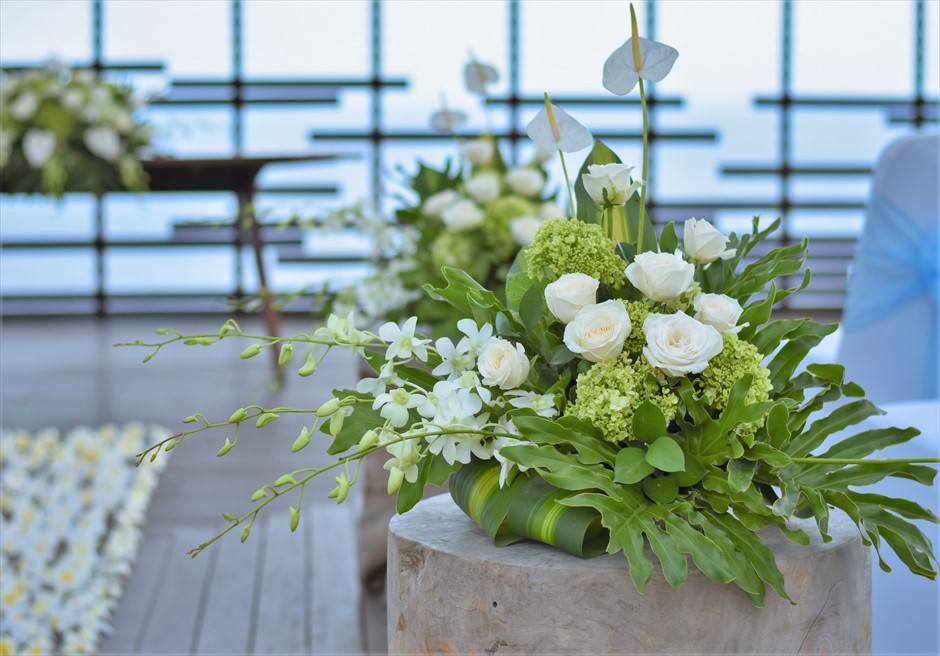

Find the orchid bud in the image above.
[
  {"left": 387, "top": 466, "right": 405, "bottom": 495},
  {"left": 273, "top": 473, "right": 296, "bottom": 487},
  {"left": 216, "top": 438, "right": 235, "bottom": 457},
  {"left": 298, "top": 353, "right": 318, "bottom": 377},
  {"left": 228, "top": 408, "right": 247, "bottom": 423},
  {"left": 256, "top": 412, "right": 280, "bottom": 428},
  {"left": 241, "top": 344, "right": 262, "bottom": 359},
  {"left": 316, "top": 398, "right": 341, "bottom": 417},
  {"left": 328, "top": 473, "right": 351, "bottom": 504},
  {"left": 289, "top": 506, "right": 300, "bottom": 532},
  {"left": 291, "top": 427, "right": 311, "bottom": 453},
  {"left": 278, "top": 343, "right": 293, "bottom": 366},
  {"left": 358, "top": 430, "right": 379, "bottom": 451},
  {"left": 250, "top": 488, "right": 268, "bottom": 502},
  {"left": 329, "top": 410, "right": 346, "bottom": 438}
]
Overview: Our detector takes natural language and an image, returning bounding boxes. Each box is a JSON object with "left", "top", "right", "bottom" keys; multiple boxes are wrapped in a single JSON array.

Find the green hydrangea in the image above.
[
  {"left": 483, "top": 196, "right": 534, "bottom": 259},
  {"left": 697, "top": 333, "right": 772, "bottom": 410},
  {"left": 622, "top": 299, "right": 654, "bottom": 355},
  {"left": 524, "top": 218, "right": 625, "bottom": 288},
  {"left": 431, "top": 231, "right": 488, "bottom": 280},
  {"left": 566, "top": 354, "right": 678, "bottom": 444}
]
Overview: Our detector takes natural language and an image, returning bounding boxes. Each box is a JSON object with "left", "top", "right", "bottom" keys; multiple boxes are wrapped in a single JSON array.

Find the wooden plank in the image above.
[
  {"left": 253, "top": 512, "right": 307, "bottom": 655},
  {"left": 193, "top": 525, "right": 261, "bottom": 655},
  {"left": 99, "top": 532, "right": 173, "bottom": 655},
  {"left": 311, "top": 503, "right": 363, "bottom": 654},
  {"left": 136, "top": 526, "right": 215, "bottom": 655},
  {"left": 360, "top": 589, "right": 388, "bottom": 656}
]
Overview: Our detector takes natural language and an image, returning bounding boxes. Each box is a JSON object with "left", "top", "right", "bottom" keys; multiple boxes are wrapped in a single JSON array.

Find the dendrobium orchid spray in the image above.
[{"left": 126, "top": 4, "right": 938, "bottom": 605}]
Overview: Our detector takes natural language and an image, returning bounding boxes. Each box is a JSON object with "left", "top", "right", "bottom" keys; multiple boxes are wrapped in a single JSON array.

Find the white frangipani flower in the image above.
[
  {"left": 526, "top": 94, "right": 593, "bottom": 153},
  {"left": 602, "top": 7, "right": 678, "bottom": 96},
  {"left": 378, "top": 316, "right": 430, "bottom": 362}
]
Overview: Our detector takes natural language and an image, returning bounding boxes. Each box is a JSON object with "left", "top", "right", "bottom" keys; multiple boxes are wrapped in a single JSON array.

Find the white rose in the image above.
[
  {"left": 61, "top": 88, "right": 84, "bottom": 112},
  {"left": 643, "top": 312, "right": 724, "bottom": 376},
  {"left": 540, "top": 200, "right": 566, "bottom": 220},
  {"left": 441, "top": 200, "right": 485, "bottom": 231},
  {"left": 462, "top": 138, "right": 494, "bottom": 166},
  {"left": 423, "top": 189, "right": 460, "bottom": 218},
  {"left": 625, "top": 251, "right": 694, "bottom": 301},
  {"left": 477, "top": 338, "right": 530, "bottom": 390},
  {"left": 581, "top": 163, "right": 643, "bottom": 206},
  {"left": 545, "top": 273, "right": 599, "bottom": 324},
  {"left": 563, "top": 300, "right": 631, "bottom": 363},
  {"left": 465, "top": 172, "right": 501, "bottom": 204},
  {"left": 22, "top": 129, "right": 56, "bottom": 168},
  {"left": 506, "top": 168, "right": 544, "bottom": 197},
  {"left": 10, "top": 92, "right": 38, "bottom": 121},
  {"left": 683, "top": 218, "right": 735, "bottom": 264},
  {"left": 84, "top": 126, "right": 121, "bottom": 161},
  {"left": 694, "top": 293, "right": 745, "bottom": 334},
  {"left": 509, "top": 216, "right": 543, "bottom": 246}
]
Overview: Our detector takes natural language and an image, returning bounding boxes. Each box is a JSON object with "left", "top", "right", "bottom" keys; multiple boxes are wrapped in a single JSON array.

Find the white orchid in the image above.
[
  {"left": 525, "top": 94, "right": 593, "bottom": 153},
  {"left": 431, "top": 337, "right": 475, "bottom": 379},
  {"left": 505, "top": 390, "right": 558, "bottom": 418},
  {"left": 456, "top": 319, "right": 494, "bottom": 359},
  {"left": 602, "top": 6, "right": 678, "bottom": 95},
  {"left": 378, "top": 316, "right": 430, "bottom": 362},
  {"left": 492, "top": 434, "right": 533, "bottom": 487},
  {"left": 426, "top": 389, "right": 491, "bottom": 465},
  {"left": 356, "top": 361, "right": 405, "bottom": 397},
  {"left": 372, "top": 387, "right": 425, "bottom": 428}
]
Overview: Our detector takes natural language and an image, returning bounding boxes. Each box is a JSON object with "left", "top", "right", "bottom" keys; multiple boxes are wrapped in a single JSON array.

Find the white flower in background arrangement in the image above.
[
  {"left": 462, "top": 138, "right": 494, "bottom": 166},
  {"left": 683, "top": 217, "right": 735, "bottom": 265},
  {"left": 429, "top": 108, "right": 468, "bottom": 134},
  {"left": 545, "top": 273, "right": 600, "bottom": 324},
  {"left": 694, "top": 293, "right": 745, "bottom": 334},
  {"left": 456, "top": 319, "right": 494, "bottom": 359},
  {"left": 477, "top": 338, "right": 531, "bottom": 390},
  {"left": 357, "top": 361, "right": 405, "bottom": 397},
  {"left": 493, "top": 435, "right": 533, "bottom": 487},
  {"left": 21, "top": 129, "right": 56, "bottom": 168},
  {"left": 506, "top": 390, "right": 558, "bottom": 418},
  {"left": 432, "top": 337, "right": 475, "bottom": 379},
  {"left": 316, "top": 311, "right": 363, "bottom": 343},
  {"left": 526, "top": 95, "right": 594, "bottom": 153},
  {"left": 426, "top": 389, "right": 491, "bottom": 465},
  {"left": 422, "top": 189, "right": 461, "bottom": 218},
  {"left": 464, "top": 59, "right": 499, "bottom": 95},
  {"left": 61, "top": 88, "right": 84, "bottom": 111},
  {"left": 625, "top": 251, "right": 694, "bottom": 301},
  {"left": 530, "top": 146, "right": 554, "bottom": 165},
  {"left": 582, "top": 163, "right": 644, "bottom": 206},
  {"left": 379, "top": 316, "right": 430, "bottom": 362},
  {"left": 509, "top": 216, "right": 543, "bottom": 246},
  {"left": 540, "top": 200, "right": 567, "bottom": 220},
  {"left": 372, "top": 387, "right": 425, "bottom": 428},
  {"left": 465, "top": 172, "right": 502, "bottom": 204},
  {"left": 643, "top": 312, "right": 724, "bottom": 376},
  {"left": 84, "top": 126, "right": 121, "bottom": 161},
  {"left": 505, "top": 167, "right": 545, "bottom": 197},
  {"left": 9, "top": 91, "right": 38, "bottom": 121},
  {"left": 563, "top": 300, "right": 632, "bottom": 363},
  {"left": 602, "top": 9, "right": 679, "bottom": 96},
  {"left": 442, "top": 199, "right": 485, "bottom": 231},
  {"left": 434, "top": 371, "right": 492, "bottom": 405}
]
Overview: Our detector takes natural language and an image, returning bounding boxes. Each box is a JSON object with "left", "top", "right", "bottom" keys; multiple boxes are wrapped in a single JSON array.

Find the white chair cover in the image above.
[{"left": 838, "top": 134, "right": 940, "bottom": 403}]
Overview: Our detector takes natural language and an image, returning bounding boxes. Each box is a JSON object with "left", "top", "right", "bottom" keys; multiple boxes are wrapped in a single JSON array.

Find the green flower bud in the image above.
[
  {"left": 222, "top": 512, "right": 237, "bottom": 522},
  {"left": 278, "top": 343, "right": 293, "bottom": 366},
  {"left": 229, "top": 408, "right": 247, "bottom": 423},
  {"left": 298, "top": 353, "right": 318, "bottom": 377},
  {"left": 327, "top": 473, "right": 351, "bottom": 504},
  {"left": 329, "top": 410, "right": 346, "bottom": 438},
  {"left": 289, "top": 506, "right": 300, "bottom": 532},
  {"left": 216, "top": 438, "right": 235, "bottom": 457},
  {"left": 256, "top": 412, "right": 280, "bottom": 428},
  {"left": 155, "top": 328, "right": 169, "bottom": 335},
  {"left": 241, "top": 344, "right": 263, "bottom": 359},
  {"left": 358, "top": 430, "right": 379, "bottom": 451},
  {"left": 316, "top": 398, "right": 341, "bottom": 417},
  {"left": 291, "top": 428, "right": 311, "bottom": 453},
  {"left": 387, "top": 467, "right": 405, "bottom": 495},
  {"left": 274, "top": 473, "right": 296, "bottom": 487},
  {"left": 240, "top": 526, "right": 251, "bottom": 543},
  {"left": 164, "top": 438, "right": 182, "bottom": 452},
  {"left": 183, "top": 415, "right": 199, "bottom": 424},
  {"left": 250, "top": 488, "right": 268, "bottom": 502}
]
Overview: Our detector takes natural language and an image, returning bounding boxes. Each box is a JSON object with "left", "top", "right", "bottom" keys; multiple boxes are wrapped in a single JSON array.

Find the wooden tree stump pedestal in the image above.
[{"left": 388, "top": 495, "right": 870, "bottom": 655}]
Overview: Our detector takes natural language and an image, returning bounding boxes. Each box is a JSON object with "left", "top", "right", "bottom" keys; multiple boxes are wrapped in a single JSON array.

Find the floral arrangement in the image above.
[
  {"left": 126, "top": 8, "right": 938, "bottom": 606},
  {"left": 305, "top": 61, "right": 562, "bottom": 333},
  {"left": 0, "top": 424, "right": 171, "bottom": 655},
  {"left": 0, "top": 62, "right": 150, "bottom": 197}
]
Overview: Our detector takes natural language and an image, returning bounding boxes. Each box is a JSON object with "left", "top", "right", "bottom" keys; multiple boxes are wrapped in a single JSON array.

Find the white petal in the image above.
[
  {"left": 430, "top": 109, "right": 468, "bottom": 133},
  {"left": 603, "top": 41, "right": 640, "bottom": 95},
  {"left": 525, "top": 103, "right": 593, "bottom": 153},
  {"left": 464, "top": 61, "right": 499, "bottom": 94},
  {"left": 22, "top": 129, "right": 56, "bottom": 168},
  {"left": 637, "top": 37, "right": 679, "bottom": 83}
]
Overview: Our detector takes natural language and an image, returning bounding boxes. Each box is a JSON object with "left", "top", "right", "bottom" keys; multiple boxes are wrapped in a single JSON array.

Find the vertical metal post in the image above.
[
  {"left": 913, "top": 0, "right": 925, "bottom": 128},
  {"left": 508, "top": 0, "right": 521, "bottom": 165},
  {"left": 780, "top": 0, "right": 793, "bottom": 249},
  {"left": 93, "top": 0, "right": 105, "bottom": 315},
  {"left": 232, "top": 0, "right": 244, "bottom": 155},
  {"left": 370, "top": 0, "right": 382, "bottom": 207},
  {"left": 645, "top": 0, "right": 657, "bottom": 222}
]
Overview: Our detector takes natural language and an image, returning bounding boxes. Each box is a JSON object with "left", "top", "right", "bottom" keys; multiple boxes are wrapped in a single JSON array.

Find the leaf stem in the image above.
[
  {"left": 559, "top": 149, "right": 575, "bottom": 218},
  {"left": 637, "top": 76, "right": 649, "bottom": 252},
  {"left": 790, "top": 457, "right": 940, "bottom": 465}
]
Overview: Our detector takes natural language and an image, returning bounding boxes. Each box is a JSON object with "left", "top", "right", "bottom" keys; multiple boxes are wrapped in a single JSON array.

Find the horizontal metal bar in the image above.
[
  {"left": 310, "top": 129, "right": 717, "bottom": 142},
  {"left": 485, "top": 95, "right": 684, "bottom": 108},
  {"left": 0, "top": 61, "right": 165, "bottom": 72},
  {"left": 171, "top": 77, "right": 408, "bottom": 88},
  {"left": 149, "top": 97, "right": 339, "bottom": 106},
  {"left": 755, "top": 95, "right": 940, "bottom": 108},
  {"left": 722, "top": 164, "right": 872, "bottom": 176},
  {"left": 650, "top": 201, "right": 866, "bottom": 210}
]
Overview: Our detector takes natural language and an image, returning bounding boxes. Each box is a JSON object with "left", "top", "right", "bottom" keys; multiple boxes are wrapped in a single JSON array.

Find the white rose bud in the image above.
[
  {"left": 545, "top": 273, "right": 600, "bottom": 324},
  {"left": 506, "top": 167, "right": 545, "bottom": 197},
  {"left": 643, "top": 312, "right": 724, "bottom": 376},
  {"left": 625, "top": 251, "right": 695, "bottom": 302},
  {"left": 465, "top": 172, "right": 501, "bottom": 204},
  {"left": 462, "top": 138, "right": 495, "bottom": 166},
  {"left": 540, "top": 200, "right": 567, "bottom": 220},
  {"left": 441, "top": 200, "right": 485, "bottom": 231},
  {"left": 477, "top": 338, "right": 531, "bottom": 390},
  {"left": 509, "top": 216, "right": 543, "bottom": 246},
  {"left": 694, "top": 293, "right": 745, "bottom": 334},
  {"left": 423, "top": 189, "right": 460, "bottom": 218},
  {"left": 84, "top": 126, "right": 121, "bottom": 161},
  {"left": 581, "top": 163, "right": 643, "bottom": 206},
  {"left": 22, "top": 129, "right": 56, "bottom": 168},
  {"left": 683, "top": 218, "right": 735, "bottom": 265},
  {"left": 563, "top": 300, "right": 631, "bottom": 363}
]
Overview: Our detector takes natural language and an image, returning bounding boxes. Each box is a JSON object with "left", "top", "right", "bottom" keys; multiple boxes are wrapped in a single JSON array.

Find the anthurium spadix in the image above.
[
  {"left": 602, "top": 6, "right": 678, "bottom": 95},
  {"left": 525, "top": 94, "right": 593, "bottom": 153}
]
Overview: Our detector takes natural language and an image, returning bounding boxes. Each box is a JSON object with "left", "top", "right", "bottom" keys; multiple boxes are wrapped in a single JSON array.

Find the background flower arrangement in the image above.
[
  {"left": 0, "top": 62, "right": 150, "bottom": 197},
  {"left": 125, "top": 8, "right": 938, "bottom": 606}
]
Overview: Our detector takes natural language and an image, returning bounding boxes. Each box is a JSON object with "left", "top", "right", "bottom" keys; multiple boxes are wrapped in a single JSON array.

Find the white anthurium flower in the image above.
[
  {"left": 509, "top": 216, "right": 543, "bottom": 246},
  {"left": 505, "top": 390, "right": 557, "bottom": 418},
  {"left": 464, "top": 59, "right": 499, "bottom": 95},
  {"left": 545, "top": 273, "right": 600, "bottom": 324},
  {"left": 465, "top": 172, "right": 502, "bottom": 204},
  {"left": 643, "top": 312, "right": 724, "bottom": 376},
  {"left": 582, "top": 163, "right": 644, "bottom": 206},
  {"left": 462, "top": 138, "right": 494, "bottom": 166},
  {"left": 372, "top": 387, "right": 424, "bottom": 427},
  {"left": 493, "top": 434, "right": 533, "bottom": 487},
  {"left": 683, "top": 217, "right": 735, "bottom": 265},
  {"left": 22, "top": 129, "right": 56, "bottom": 168},
  {"left": 603, "top": 37, "right": 679, "bottom": 96},
  {"left": 422, "top": 189, "right": 461, "bottom": 218},
  {"left": 430, "top": 108, "right": 468, "bottom": 134},
  {"left": 431, "top": 337, "right": 475, "bottom": 379},
  {"left": 477, "top": 338, "right": 531, "bottom": 390},
  {"left": 378, "top": 316, "right": 430, "bottom": 362},
  {"left": 505, "top": 167, "right": 545, "bottom": 197},
  {"left": 626, "top": 251, "right": 695, "bottom": 301},
  {"left": 694, "top": 293, "right": 746, "bottom": 334},
  {"left": 540, "top": 200, "right": 567, "bottom": 220},
  {"left": 456, "top": 319, "right": 494, "bottom": 359},
  {"left": 563, "top": 300, "right": 632, "bottom": 363},
  {"left": 442, "top": 199, "right": 485, "bottom": 231},
  {"left": 426, "top": 389, "right": 491, "bottom": 465},
  {"left": 84, "top": 126, "right": 121, "bottom": 161},
  {"left": 526, "top": 94, "right": 593, "bottom": 153}
]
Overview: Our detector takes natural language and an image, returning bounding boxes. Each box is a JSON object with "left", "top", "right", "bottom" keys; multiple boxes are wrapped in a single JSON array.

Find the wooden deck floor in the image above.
[{"left": 1, "top": 316, "right": 387, "bottom": 655}]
